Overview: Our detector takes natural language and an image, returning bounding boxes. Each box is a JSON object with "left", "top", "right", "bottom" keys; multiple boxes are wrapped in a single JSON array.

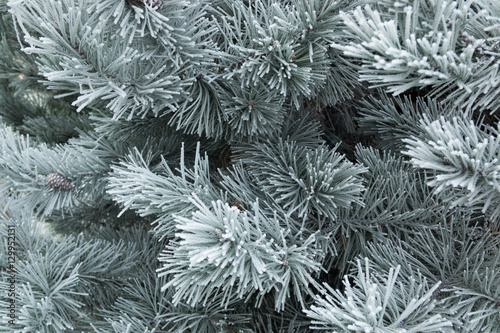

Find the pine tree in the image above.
[{"left": 0, "top": 0, "right": 499, "bottom": 332}]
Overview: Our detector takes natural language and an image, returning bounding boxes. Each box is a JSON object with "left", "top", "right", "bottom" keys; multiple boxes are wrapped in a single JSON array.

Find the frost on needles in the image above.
[{"left": 0, "top": 0, "right": 499, "bottom": 332}]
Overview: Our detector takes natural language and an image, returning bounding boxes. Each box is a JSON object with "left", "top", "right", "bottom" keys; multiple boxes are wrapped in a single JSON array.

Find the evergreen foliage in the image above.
[{"left": 0, "top": 0, "right": 499, "bottom": 332}]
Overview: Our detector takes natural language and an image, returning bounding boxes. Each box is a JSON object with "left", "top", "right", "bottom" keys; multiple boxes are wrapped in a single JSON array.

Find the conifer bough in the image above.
[{"left": 0, "top": 0, "right": 499, "bottom": 332}]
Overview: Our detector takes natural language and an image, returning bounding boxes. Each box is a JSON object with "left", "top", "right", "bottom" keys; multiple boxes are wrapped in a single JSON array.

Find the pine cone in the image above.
[
  {"left": 232, "top": 199, "right": 247, "bottom": 211},
  {"left": 46, "top": 173, "right": 75, "bottom": 191}
]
